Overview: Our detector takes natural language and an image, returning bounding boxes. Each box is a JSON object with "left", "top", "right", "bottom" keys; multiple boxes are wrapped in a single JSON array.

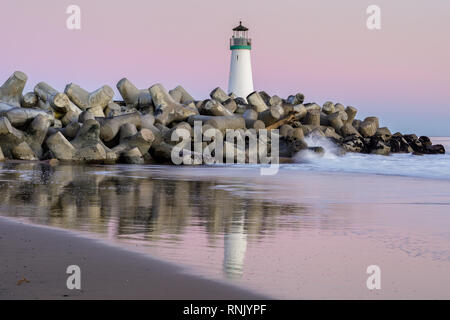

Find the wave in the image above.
[{"left": 289, "top": 136, "right": 450, "bottom": 180}]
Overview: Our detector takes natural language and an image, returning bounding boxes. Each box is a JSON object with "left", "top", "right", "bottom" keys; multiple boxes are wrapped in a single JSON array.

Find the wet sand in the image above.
[
  {"left": 1, "top": 156, "right": 450, "bottom": 299},
  {"left": 0, "top": 217, "right": 268, "bottom": 300}
]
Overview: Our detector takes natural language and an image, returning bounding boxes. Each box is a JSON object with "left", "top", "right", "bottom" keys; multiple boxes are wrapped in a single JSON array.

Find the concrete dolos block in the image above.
[
  {"left": 0, "top": 71, "right": 28, "bottom": 108},
  {"left": 61, "top": 101, "right": 82, "bottom": 126},
  {"left": 21, "top": 92, "right": 38, "bottom": 108},
  {"left": 122, "top": 147, "right": 144, "bottom": 164},
  {"left": 359, "top": 117, "right": 379, "bottom": 137},
  {"left": 149, "top": 83, "right": 198, "bottom": 126},
  {"left": 64, "top": 83, "right": 90, "bottom": 110},
  {"left": 25, "top": 114, "right": 51, "bottom": 158},
  {"left": 322, "top": 101, "right": 335, "bottom": 115},
  {"left": 88, "top": 85, "right": 114, "bottom": 110},
  {"left": 201, "top": 100, "right": 233, "bottom": 116},
  {"left": 46, "top": 131, "right": 76, "bottom": 161},
  {"left": 65, "top": 83, "right": 114, "bottom": 112},
  {"left": 170, "top": 85, "right": 195, "bottom": 104},
  {"left": 287, "top": 93, "right": 305, "bottom": 105},
  {"left": 70, "top": 119, "right": 114, "bottom": 163},
  {"left": 34, "top": 82, "right": 70, "bottom": 113},
  {"left": 204, "top": 115, "right": 246, "bottom": 133},
  {"left": 0, "top": 117, "right": 25, "bottom": 158},
  {"left": 258, "top": 105, "right": 284, "bottom": 126},
  {"left": 112, "top": 127, "right": 155, "bottom": 160},
  {"left": 345, "top": 106, "right": 358, "bottom": 124},
  {"left": 247, "top": 91, "right": 268, "bottom": 112},
  {"left": 341, "top": 123, "right": 361, "bottom": 137},
  {"left": 4, "top": 107, "right": 54, "bottom": 127},
  {"left": 100, "top": 112, "right": 142, "bottom": 142},
  {"left": 117, "top": 78, "right": 153, "bottom": 108},
  {"left": 328, "top": 111, "right": 344, "bottom": 131},
  {"left": 0, "top": 102, "right": 16, "bottom": 113},
  {"left": 304, "top": 109, "right": 321, "bottom": 127},
  {"left": 210, "top": 87, "right": 230, "bottom": 104},
  {"left": 12, "top": 141, "right": 37, "bottom": 160}
]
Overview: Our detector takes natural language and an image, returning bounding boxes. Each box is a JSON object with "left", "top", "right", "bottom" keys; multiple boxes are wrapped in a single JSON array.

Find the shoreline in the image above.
[{"left": 0, "top": 216, "right": 269, "bottom": 300}]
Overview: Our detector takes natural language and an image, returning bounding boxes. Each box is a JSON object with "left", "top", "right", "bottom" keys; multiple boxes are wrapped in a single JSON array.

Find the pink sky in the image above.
[{"left": 1, "top": 0, "right": 449, "bottom": 135}]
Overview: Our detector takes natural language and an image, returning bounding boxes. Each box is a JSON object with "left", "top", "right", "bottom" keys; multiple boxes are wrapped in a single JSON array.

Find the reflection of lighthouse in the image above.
[
  {"left": 228, "top": 21, "right": 254, "bottom": 100},
  {"left": 223, "top": 215, "right": 248, "bottom": 279}
]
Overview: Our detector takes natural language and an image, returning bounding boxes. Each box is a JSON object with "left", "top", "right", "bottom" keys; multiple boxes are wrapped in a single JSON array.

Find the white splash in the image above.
[
  {"left": 291, "top": 136, "right": 450, "bottom": 180},
  {"left": 293, "top": 135, "right": 340, "bottom": 162}
]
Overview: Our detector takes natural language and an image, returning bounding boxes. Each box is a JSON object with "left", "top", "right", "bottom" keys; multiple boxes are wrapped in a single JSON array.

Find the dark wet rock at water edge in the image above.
[{"left": 0, "top": 71, "right": 446, "bottom": 165}]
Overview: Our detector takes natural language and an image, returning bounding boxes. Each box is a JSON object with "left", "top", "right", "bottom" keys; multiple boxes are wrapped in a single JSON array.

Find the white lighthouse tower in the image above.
[{"left": 228, "top": 22, "right": 254, "bottom": 100}]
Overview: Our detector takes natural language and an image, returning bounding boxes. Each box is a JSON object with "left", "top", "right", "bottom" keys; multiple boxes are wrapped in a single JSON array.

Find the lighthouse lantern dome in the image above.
[{"left": 230, "top": 21, "right": 252, "bottom": 50}]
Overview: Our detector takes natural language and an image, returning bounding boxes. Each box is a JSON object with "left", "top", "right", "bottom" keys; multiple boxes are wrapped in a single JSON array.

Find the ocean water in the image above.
[
  {"left": 0, "top": 138, "right": 449, "bottom": 299},
  {"left": 290, "top": 136, "right": 450, "bottom": 180}
]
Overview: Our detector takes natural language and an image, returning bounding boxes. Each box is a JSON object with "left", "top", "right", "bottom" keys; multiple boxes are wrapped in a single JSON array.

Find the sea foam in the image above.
[{"left": 290, "top": 137, "right": 450, "bottom": 180}]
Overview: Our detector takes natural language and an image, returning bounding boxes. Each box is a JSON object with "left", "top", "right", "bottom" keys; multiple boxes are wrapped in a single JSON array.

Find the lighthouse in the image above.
[{"left": 228, "top": 21, "right": 254, "bottom": 100}]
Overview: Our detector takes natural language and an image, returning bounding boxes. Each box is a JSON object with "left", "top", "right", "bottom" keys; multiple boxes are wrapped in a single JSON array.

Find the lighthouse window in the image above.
[{"left": 237, "top": 55, "right": 239, "bottom": 61}]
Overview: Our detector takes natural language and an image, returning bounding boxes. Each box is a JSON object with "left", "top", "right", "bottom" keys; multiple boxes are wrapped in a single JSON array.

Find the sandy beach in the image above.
[
  {"left": 0, "top": 216, "right": 268, "bottom": 300},
  {"left": 1, "top": 158, "right": 450, "bottom": 299}
]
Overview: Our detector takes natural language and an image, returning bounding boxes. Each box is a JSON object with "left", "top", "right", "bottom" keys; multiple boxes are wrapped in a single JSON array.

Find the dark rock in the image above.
[
  {"left": 425, "top": 144, "right": 445, "bottom": 154},
  {"left": 370, "top": 140, "right": 391, "bottom": 155},
  {"left": 389, "top": 135, "right": 413, "bottom": 153},
  {"left": 279, "top": 136, "right": 308, "bottom": 157},
  {"left": 308, "top": 146, "right": 325, "bottom": 156},
  {"left": 419, "top": 136, "right": 432, "bottom": 147},
  {"left": 341, "top": 135, "right": 366, "bottom": 153},
  {"left": 404, "top": 134, "right": 425, "bottom": 153}
]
